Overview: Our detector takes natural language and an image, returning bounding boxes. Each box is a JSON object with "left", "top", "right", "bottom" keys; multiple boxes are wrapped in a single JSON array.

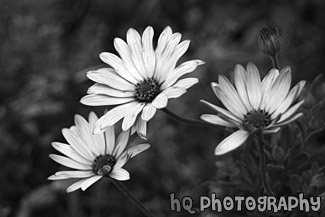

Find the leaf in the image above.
[
  {"left": 289, "top": 174, "right": 301, "bottom": 192},
  {"left": 311, "top": 74, "right": 325, "bottom": 101},
  {"left": 286, "top": 152, "right": 310, "bottom": 171},
  {"left": 272, "top": 145, "right": 285, "bottom": 163}
]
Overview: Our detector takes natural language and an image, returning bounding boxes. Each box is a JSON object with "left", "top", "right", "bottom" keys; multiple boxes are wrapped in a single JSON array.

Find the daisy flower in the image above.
[
  {"left": 201, "top": 63, "right": 306, "bottom": 155},
  {"left": 48, "top": 112, "right": 150, "bottom": 193},
  {"left": 80, "top": 26, "right": 204, "bottom": 137}
]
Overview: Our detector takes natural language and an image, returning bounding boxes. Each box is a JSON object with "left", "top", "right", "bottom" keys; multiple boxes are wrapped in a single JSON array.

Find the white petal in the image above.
[
  {"left": 74, "top": 114, "right": 100, "bottom": 156},
  {"left": 274, "top": 113, "right": 303, "bottom": 127},
  {"left": 155, "top": 33, "right": 182, "bottom": 82},
  {"left": 162, "top": 40, "right": 190, "bottom": 80},
  {"left": 271, "top": 83, "right": 300, "bottom": 119},
  {"left": 266, "top": 67, "right": 292, "bottom": 113},
  {"left": 87, "top": 68, "right": 135, "bottom": 91},
  {"left": 200, "top": 114, "right": 237, "bottom": 128},
  {"left": 81, "top": 94, "right": 134, "bottom": 106},
  {"left": 278, "top": 100, "right": 304, "bottom": 123},
  {"left": 113, "top": 38, "right": 144, "bottom": 81},
  {"left": 104, "top": 125, "right": 115, "bottom": 155},
  {"left": 141, "top": 103, "right": 157, "bottom": 121},
  {"left": 113, "top": 130, "right": 130, "bottom": 158},
  {"left": 127, "top": 143, "right": 150, "bottom": 158},
  {"left": 49, "top": 154, "right": 92, "bottom": 170},
  {"left": 260, "top": 69, "right": 280, "bottom": 110},
  {"left": 212, "top": 82, "right": 244, "bottom": 118},
  {"left": 110, "top": 168, "right": 130, "bottom": 181},
  {"left": 142, "top": 26, "right": 156, "bottom": 78},
  {"left": 99, "top": 52, "right": 138, "bottom": 84},
  {"left": 162, "top": 87, "right": 186, "bottom": 99},
  {"left": 217, "top": 76, "right": 247, "bottom": 117},
  {"left": 126, "top": 28, "right": 147, "bottom": 78},
  {"left": 172, "top": 77, "right": 199, "bottom": 89},
  {"left": 51, "top": 142, "right": 91, "bottom": 165},
  {"left": 152, "top": 93, "right": 168, "bottom": 109},
  {"left": 87, "top": 83, "right": 134, "bottom": 98},
  {"left": 234, "top": 64, "right": 252, "bottom": 111},
  {"left": 215, "top": 130, "right": 250, "bottom": 155},
  {"left": 200, "top": 100, "right": 242, "bottom": 124},
  {"left": 294, "top": 80, "right": 306, "bottom": 101},
  {"left": 66, "top": 179, "right": 86, "bottom": 193},
  {"left": 161, "top": 60, "right": 204, "bottom": 89},
  {"left": 81, "top": 175, "right": 102, "bottom": 191},
  {"left": 134, "top": 117, "right": 147, "bottom": 139},
  {"left": 62, "top": 128, "right": 94, "bottom": 160},
  {"left": 246, "top": 62, "right": 262, "bottom": 109},
  {"left": 88, "top": 112, "right": 106, "bottom": 155},
  {"left": 263, "top": 127, "right": 281, "bottom": 134},
  {"left": 48, "top": 171, "right": 94, "bottom": 180},
  {"left": 155, "top": 26, "right": 173, "bottom": 56},
  {"left": 122, "top": 103, "right": 145, "bottom": 130},
  {"left": 93, "top": 101, "right": 139, "bottom": 134}
]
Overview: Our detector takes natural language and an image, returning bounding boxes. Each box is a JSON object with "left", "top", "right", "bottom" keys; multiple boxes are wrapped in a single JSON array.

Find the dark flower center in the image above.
[
  {"left": 244, "top": 109, "right": 271, "bottom": 128},
  {"left": 93, "top": 154, "right": 116, "bottom": 176},
  {"left": 135, "top": 78, "right": 161, "bottom": 102}
]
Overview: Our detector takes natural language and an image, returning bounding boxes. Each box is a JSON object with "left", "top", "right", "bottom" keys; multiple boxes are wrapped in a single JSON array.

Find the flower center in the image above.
[
  {"left": 135, "top": 78, "right": 161, "bottom": 102},
  {"left": 244, "top": 109, "right": 271, "bottom": 128},
  {"left": 93, "top": 154, "right": 116, "bottom": 176}
]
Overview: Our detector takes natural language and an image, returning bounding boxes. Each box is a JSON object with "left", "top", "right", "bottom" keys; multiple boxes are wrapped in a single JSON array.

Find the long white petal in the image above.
[
  {"left": 93, "top": 101, "right": 139, "bottom": 134},
  {"left": 122, "top": 103, "right": 145, "bottom": 130},
  {"left": 141, "top": 103, "right": 157, "bottom": 121},
  {"left": 126, "top": 28, "right": 147, "bottom": 79},
  {"left": 263, "top": 127, "right": 281, "bottom": 134},
  {"left": 155, "top": 33, "right": 182, "bottom": 82},
  {"left": 113, "top": 130, "right": 130, "bottom": 158},
  {"left": 277, "top": 100, "right": 304, "bottom": 123},
  {"left": 142, "top": 26, "right": 156, "bottom": 78},
  {"left": 215, "top": 130, "right": 250, "bottom": 155},
  {"left": 216, "top": 76, "right": 247, "bottom": 117},
  {"left": 161, "top": 60, "right": 204, "bottom": 89},
  {"left": 113, "top": 38, "right": 144, "bottom": 81},
  {"left": 172, "top": 77, "right": 198, "bottom": 90},
  {"left": 110, "top": 168, "right": 130, "bottom": 181},
  {"left": 88, "top": 112, "right": 106, "bottom": 155},
  {"left": 152, "top": 93, "right": 168, "bottom": 109},
  {"left": 155, "top": 26, "right": 173, "bottom": 56},
  {"left": 134, "top": 117, "right": 147, "bottom": 139},
  {"left": 81, "top": 175, "right": 102, "bottom": 191},
  {"left": 266, "top": 67, "right": 291, "bottom": 113},
  {"left": 51, "top": 142, "right": 91, "bottom": 165},
  {"left": 260, "top": 69, "right": 280, "bottom": 110},
  {"left": 200, "top": 100, "right": 242, "bottom": 124},
  {"left": 49, "top": 154, "right": 92, "bottom": 170},
  {"left": 104, "top": 125, "right": 115, "bottom": 155},
  {"left": 127, "top": 143, "right": 150, "bottom": 158},
  {"left": 81, "top": 94, "right": 134, "bottom": 106},
  {"left": 234, "top": 64, "right": 252, "bottom": 111},
  {"left": 246, "top": 62, "right": 262, "bottom": 109},
  {"left": 48, "top": 171, "right": 94, "bottom": 180},
  {"left": 87, "top": 83, "right": 134, "bottom": 98},
  {"left": 162, "top": 87, "right": 186, "bottom": 99},
  {"left": 87, "top": 68, "right": 135, "bottom": 91},
  {"left": 200, "top": 114, "right": 237, "bottom": 128},
  {"left": 274, "top": 113, "right": 303, "bottom": 127},
  {"left": 62, "top": 127, "right": 94, "bottom": 160},
  {"left": 66, "top": 179, "right": 87, "bottom": 193}
]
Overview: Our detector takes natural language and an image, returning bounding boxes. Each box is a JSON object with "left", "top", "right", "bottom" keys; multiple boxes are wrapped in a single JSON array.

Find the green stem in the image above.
[
  {"left": 111, "top": 179, "right": 155, "bottom": 217},
  {"left": 270, "top": 54, "right": 280, "bottom": 70},
  {"left": 255, "top": 134, "right": 275, "bottom": 196},
  {"left": 161, "top": 108, "right": 215, "bottom": 128}
]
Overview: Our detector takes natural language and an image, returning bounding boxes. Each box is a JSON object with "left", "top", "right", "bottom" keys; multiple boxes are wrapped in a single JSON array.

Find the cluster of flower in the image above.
[{"left": 48, "top": 26, "right": 305, "bottom": 194}]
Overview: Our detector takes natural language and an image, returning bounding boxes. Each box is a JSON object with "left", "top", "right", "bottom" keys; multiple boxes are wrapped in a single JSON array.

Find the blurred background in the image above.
[{"left": 0, "top": 0, "right": 324, "bottom": 216}]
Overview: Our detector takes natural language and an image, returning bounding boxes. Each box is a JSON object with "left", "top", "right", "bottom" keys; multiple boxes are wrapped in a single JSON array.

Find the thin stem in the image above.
[
  {"left": 255, "top": 134, "right": 275, "bottom": 196},
  {"left": 270, "top": 54, "right": 280, "bottom": 70},
  {"left": 111, "top": 179, "right": 155, "bottom": 217},
  {"left": 161, "top": 108, "right": 215, "bottom": 128}
]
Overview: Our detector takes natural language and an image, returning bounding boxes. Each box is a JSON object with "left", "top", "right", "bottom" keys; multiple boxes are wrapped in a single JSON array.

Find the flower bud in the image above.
[{"left": 258, "top": 26, "right": 282, "bottom": 56}]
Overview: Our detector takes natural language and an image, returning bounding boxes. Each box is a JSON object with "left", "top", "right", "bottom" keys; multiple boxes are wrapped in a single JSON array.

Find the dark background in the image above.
[{"left": 0, "top": 0, "right": 324, "bottom": 216}]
